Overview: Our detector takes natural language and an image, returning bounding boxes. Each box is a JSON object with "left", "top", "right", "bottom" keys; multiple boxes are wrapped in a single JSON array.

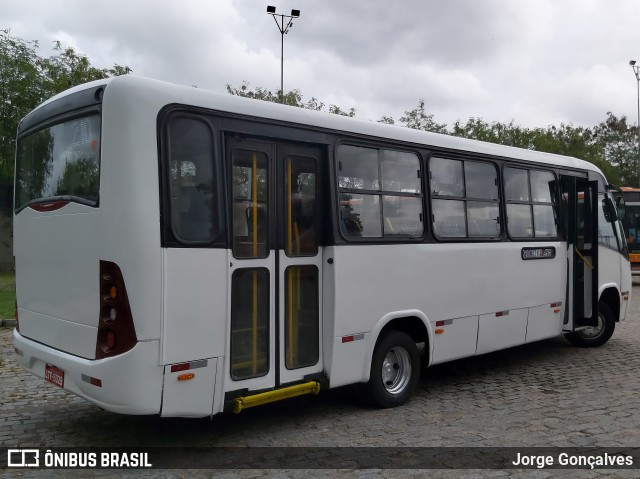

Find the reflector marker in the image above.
[
  {"left": 14, "top": 347, "right": 23, "bottom": 357},
  {"left": 171, "top": 363, "right": 189, "bottom": 373},
  {"left": 29, "top": 200, "right": 70, "bottom": 212},
  {"left": 341, "top": 333, "right": 365, "bottom": 343},
  {"left": 622, "top": 291, "right": 630, "bottom": 301},
  {"left": 435, "top": 319, "right": 453, "bottom": 327},
  {"left": 170, "top": 359, "right": 208, "bottom": 373},
  {"left": 495, "top": 310, "right": 510, "bottom": 317},
  {"left": 550, "top": 302, "right": 563, "bottom": 308},
  {"left": 178, "top": 373, "right": 195, "bottom": 381},
  {"left": 435, "top": 329, "right": 444, "bottom": 335},
  {"left": 81, "top": 374, "right": 103, "bottom": 387}
]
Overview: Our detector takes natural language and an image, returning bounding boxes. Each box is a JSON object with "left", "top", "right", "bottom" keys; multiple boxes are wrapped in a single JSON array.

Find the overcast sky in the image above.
[{"left": 5, "top": 0, "right": 640, "bottom": 129}]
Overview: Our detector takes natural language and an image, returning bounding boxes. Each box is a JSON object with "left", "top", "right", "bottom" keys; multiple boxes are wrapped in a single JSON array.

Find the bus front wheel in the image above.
[
  {"left": 364, "top": 330, "right": 420, "bottom": 408},
  {"left": 564, "top": 302, "right": 616, "bottom": 348}
]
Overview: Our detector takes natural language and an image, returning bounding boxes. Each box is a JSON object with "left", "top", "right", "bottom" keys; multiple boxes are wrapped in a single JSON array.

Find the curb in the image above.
[{"left": 0, "top": 319, "right": 16, "bottom": 327}]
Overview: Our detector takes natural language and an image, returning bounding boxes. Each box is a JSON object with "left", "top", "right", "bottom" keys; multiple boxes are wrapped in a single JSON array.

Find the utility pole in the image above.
[
  {"left": 266, "top": 6, "right": 300, "bottom": 102},
  {"left": 630, "top": 60, "right": 640, "bottom": 186}
]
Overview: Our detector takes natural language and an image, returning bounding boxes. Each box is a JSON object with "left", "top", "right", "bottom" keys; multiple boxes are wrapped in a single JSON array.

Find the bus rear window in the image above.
[{"left": 15, "top": 114, "right": 101, "bottom": 212}]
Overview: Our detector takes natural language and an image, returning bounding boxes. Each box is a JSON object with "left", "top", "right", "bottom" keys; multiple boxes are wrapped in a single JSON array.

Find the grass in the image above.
[{"left": 0, "top": 272, "right": 16, "bottom": 319}]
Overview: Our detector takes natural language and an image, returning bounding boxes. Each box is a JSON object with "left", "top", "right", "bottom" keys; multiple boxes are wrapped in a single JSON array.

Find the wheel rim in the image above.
[
  {"left": 578, "top": 311, "right": 605, "bottom": 339},
  {"left": 381, "top": 346, "right": 412, "bottom": 395}
]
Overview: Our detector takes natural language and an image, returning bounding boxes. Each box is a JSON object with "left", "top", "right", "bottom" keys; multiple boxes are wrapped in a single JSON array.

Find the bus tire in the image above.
[
  {"left": 564, "top": 302, "right": 616, "bottom": 348},
  {"left": 364, "top": 330, "right": 420, "bottom": 408}
]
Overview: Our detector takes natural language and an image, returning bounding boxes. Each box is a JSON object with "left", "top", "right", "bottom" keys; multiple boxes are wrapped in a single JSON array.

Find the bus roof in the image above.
[{"left": 27, "top": 75, "right": 605, "bottom": 177}]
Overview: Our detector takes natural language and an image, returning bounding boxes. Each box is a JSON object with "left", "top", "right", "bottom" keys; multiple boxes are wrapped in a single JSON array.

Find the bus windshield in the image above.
[{"left": 15, "top": 114, "right": 101, "bottom": 212}]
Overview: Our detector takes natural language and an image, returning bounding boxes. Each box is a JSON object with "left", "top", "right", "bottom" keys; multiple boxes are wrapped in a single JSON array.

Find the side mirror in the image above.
[
  {"left": 606, "top": 184, "right": 625, "bottom": 220},
  {"left": 603, "top": 197, "right": 618, "bottom": 223},
  {"left": 615, "top": 196, "right": 626, "bottom": 222}
]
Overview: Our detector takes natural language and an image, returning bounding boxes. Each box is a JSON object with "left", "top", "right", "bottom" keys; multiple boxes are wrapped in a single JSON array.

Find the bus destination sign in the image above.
[{"left": 521, "top": 247, "right": 556, "bottom": 260}]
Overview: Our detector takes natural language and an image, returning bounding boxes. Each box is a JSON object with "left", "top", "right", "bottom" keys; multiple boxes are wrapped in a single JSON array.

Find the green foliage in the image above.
[
  {"left": 227, "top": 81, "right": 638, "bottom": 186},
  {"left": 43, "top": 40, "right": 131, "bottom": 93},
  {"left": 398, "top": 99, "right": 448, "bottom": 134},
  {"left": 451, "top": 116, "right": 630, "bottom": 186},
  {"left": 452, "top": 118, "right": 533, "bottom": 148},
  {"left": 0, "top": 29, "right": 131, "bottom": 215},
  {"left": 55, "top": 157, "right": 100, "bottom": 197},
  {"left": 0, "top": 272, "right": 15, "bottom": 319},
  {"left": 593, "top": 112, "right": 637, "bottom": 185},
  {"left": 226, "top": 81, "right": 356, "bottom": 116}
]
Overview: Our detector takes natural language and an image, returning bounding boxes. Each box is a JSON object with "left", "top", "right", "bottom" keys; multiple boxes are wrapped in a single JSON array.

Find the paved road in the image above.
[{"left": 2, "top": 285, "right": 640, "bottom": 478}]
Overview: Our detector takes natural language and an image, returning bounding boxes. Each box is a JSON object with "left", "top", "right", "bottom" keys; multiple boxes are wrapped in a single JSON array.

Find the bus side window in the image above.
[
  {"left": 246, "top": 205, "right": 267, "bottom": 243},
  {"left": 430, "top": 157, "right": 500, "bottom": 239},
  {"left": 337, "top": 145, "right": 423, "bottom": 240},
  {"left": 504, "top": 167, "right": 557, "bottom": 240},
  {"left": 168, "top": 117, "right": 218, "bottom": 243},
  {"left": 231, "top": 149, "right": 269, "bottom": 258}
]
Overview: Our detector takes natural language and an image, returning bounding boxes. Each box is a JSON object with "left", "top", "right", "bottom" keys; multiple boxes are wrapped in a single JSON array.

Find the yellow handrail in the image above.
[
  {"left": 575, "top": 247, "right": 594, "bottom": 270},
  {"left": 251, "top": 153, "right": 258, "bottom": 375}
]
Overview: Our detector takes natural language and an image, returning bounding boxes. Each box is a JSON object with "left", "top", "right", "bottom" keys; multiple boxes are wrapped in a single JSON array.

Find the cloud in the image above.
[{"left": 4, "top": 0, "right": 640, "bottom": 129}]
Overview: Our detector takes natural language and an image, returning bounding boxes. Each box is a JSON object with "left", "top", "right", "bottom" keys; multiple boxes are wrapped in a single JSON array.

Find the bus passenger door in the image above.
[
  {"left": 226, "top": 137, "right": 323, "bottom": 395},
  {"left": 277, "top": 143, "right": 323, "bottom": 385},
  {"left": 562, "top": 176, "right": 599, "bottom": 331}
]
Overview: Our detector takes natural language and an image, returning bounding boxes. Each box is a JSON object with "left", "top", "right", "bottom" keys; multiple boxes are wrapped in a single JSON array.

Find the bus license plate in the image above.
[{"left": 45, "top": 364, "right": 64, "bottom": 388}]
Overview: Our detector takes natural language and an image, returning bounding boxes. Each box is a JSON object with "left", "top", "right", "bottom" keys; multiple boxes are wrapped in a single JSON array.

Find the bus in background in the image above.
[
  {"left": 618, "top": 186, "right": 640, "bottom": 275},
  {"left": 12, "top": 76, "right": 631, "bottom": 418}
]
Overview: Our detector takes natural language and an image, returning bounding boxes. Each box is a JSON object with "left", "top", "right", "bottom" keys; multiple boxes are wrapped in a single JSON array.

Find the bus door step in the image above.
[{"left": 231, "top": 381, "right": 321, "bottom": 414}]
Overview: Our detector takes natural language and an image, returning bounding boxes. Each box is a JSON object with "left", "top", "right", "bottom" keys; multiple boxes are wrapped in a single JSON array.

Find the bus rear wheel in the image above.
[
  {"left": 564, "top": 302, "right": 616, "bottom": 348},
  {"left": 364, "top": 330, "right": 420, "bottom": 408}
]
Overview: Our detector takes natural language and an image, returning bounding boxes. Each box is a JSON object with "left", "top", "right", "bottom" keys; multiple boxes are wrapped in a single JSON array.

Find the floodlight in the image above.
[{"left": 267, "top": 5, "right": 276, "bottom": 13}]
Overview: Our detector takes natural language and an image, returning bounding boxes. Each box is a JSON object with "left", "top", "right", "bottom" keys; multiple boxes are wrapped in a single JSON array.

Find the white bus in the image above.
[{"left": 13, "top": 76, "right": 631, "bottom": 417}]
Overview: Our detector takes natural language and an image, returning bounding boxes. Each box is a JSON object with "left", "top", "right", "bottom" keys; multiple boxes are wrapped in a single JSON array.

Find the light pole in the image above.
[
  {"left": 266, "top": 5, "right": 300, "bottom": 102},
  {"left": 630, "top": 60, "right": 640, "bottom": 186}
]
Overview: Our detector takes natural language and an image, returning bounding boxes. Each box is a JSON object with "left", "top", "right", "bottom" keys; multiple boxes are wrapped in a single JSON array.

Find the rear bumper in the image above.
[{"left": 13, "top": 329, "right": 163, "bottom": 415}]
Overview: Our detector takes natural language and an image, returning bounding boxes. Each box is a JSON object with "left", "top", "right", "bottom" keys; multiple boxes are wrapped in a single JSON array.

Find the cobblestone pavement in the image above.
[{"left": 2, "top": 285, "right": 640, "bottom": 478}]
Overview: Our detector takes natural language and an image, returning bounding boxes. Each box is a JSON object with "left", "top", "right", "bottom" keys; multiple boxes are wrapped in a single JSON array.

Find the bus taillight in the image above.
[{"left": 96, "top": 261, "right": 137, "bottom": 359}]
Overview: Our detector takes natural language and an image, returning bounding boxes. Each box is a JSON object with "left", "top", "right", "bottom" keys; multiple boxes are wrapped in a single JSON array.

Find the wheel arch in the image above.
[
  {"left": 598, "top": 283, "right": 621, "bottom": 322},
  {"left": 361, "top": 310, "right": 433, "bottom": 383}
]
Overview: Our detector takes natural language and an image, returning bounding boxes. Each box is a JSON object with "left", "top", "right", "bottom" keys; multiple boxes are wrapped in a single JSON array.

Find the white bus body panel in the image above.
[
  {"left": 13, "top": 329, "right": 162, "bottom": 415},
  {"left": 14, "top": 205, "right": 102, "bottom": 358},
  {"left": 526, "top": 304, "right": 563, "bottom": 343},
  {"left": 98, "top": 77, "right": 165, "bottom": 342},
  {"left": 476, "top": 308, "right": 528, "bottom": 355},
  {"left": 326, "top": 241, "right": 566, "bottom": 387},
  {"left": 430, "top": 315, "right": 478, "bottom": 365},
  {"left": 161, "top": 357, "right": 221, "bottom": 417},
  {"left": 161, "top": 248, "right": 228, "bottom": 365},
  {"left": 14, "top": 77, "right": 166, "bottom": 361},
  {"left": 599, "top": 246, "right": 626, "bottom": 320}
]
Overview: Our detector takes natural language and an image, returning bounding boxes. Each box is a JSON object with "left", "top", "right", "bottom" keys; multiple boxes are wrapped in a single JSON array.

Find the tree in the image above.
[
  {"left": 43, "top": 41, "right": 131, "bottom": 94},
  {"left": 377, "top": 115, "right": 395, "bottom": 125},
  {"left": 0, "top": 30, "right": 131, "bottom": 215},
  {"left": 398, "top": 99, "right": 447, "bottom": 134},
  {"left": 226, "top": 81, "right": 356, "bottom": 116},
  {"left": 592, "top": 113, "right": 637, "bottom": 186},
  {"left": 0, "top": 31, "right": 42, "bottom": 212},
  {"left": 451, "top": 118, "right": 534, "bottom": 148},
  {"left": 449, "top": 116, "right": 624, "bottom": 185},
  {"left": 55, "top": 156, "right": 99, "bottom": 199},
  {"left": 226, "top": 81, "right": 634, "bottom": 186}
]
